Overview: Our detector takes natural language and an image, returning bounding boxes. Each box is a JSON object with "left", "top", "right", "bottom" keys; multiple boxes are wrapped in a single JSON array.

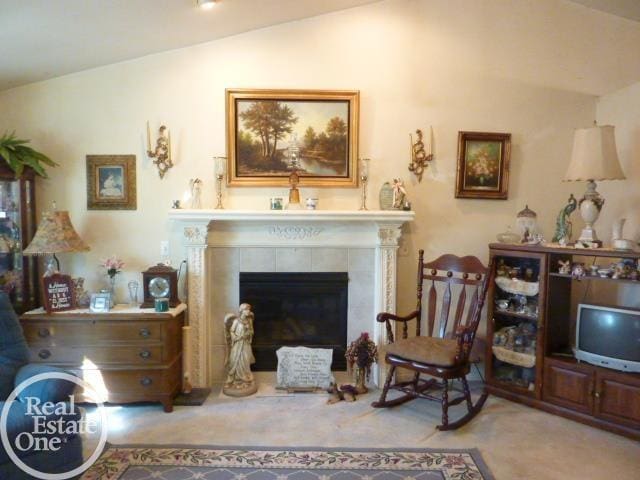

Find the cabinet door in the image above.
[
  {"left": 594, "top": 371, "right": 640, "bottom": 429},
  {"left": 486, "top": 249, "right": 546, "bottom": 399},
  {"left": 543, "top": 359, "right": 593, "bottom": 414}
]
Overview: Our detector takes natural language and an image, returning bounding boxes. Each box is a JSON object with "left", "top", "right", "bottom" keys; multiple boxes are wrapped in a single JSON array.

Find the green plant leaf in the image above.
[{"left": 0, "top": 130, "right": 56, "bottom": 178}]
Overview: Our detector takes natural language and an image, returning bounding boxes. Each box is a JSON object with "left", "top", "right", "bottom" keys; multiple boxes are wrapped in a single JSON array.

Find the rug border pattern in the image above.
[{"left": 81, "top": 444, "right": 493, "bottom": 480}]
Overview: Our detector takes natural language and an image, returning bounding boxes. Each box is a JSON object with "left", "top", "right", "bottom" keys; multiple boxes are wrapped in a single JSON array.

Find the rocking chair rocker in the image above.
[{"left": 372, "top": 250, "right": 490, "bottom": 430}]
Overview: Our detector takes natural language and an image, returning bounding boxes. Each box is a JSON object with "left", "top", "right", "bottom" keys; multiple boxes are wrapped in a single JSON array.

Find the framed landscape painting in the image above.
[
  {"left": 86, "top": 155, "right": 136, "bottom": 210},
  {"left": 455, "top": 131, "right": 511, "bottom": 199},
  {"left": 226, "top": 89, "right": 360, "bottom": 187}
]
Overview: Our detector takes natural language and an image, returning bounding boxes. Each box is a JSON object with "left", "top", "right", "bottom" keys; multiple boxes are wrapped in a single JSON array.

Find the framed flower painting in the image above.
[{"left": 455, "top": 131, "right": 511, "bottom": 199}]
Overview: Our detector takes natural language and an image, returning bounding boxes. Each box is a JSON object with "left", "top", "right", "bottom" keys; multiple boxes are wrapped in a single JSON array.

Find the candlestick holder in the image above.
[
  {"left": 408, "top": 127, "right": 433, "bottom": 182},
  {"left": 359, "top": 158, "right": 370, "bottom": 211},
  {"left": 214, "top": 156, "right": 226, "bottom": 209},
  {"left": 146, "top": 121, "right": 174, "bottom": 179}
]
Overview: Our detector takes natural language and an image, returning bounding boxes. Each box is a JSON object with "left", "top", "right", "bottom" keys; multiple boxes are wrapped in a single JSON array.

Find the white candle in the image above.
[
  {"left": 167, "top": 129, "right": 172, "bottom": 160},
  {"left": 360, "top": 158, "right": 370, "bottom": 177},
  {"left": 428, "top": 125, "right": 433, "bottom": 156},
  {"left": 215, "top": 157, "right": 226, "bottom": 176},
  {"left": 146, "top": 121, "right": 151, "bottom": 152}
]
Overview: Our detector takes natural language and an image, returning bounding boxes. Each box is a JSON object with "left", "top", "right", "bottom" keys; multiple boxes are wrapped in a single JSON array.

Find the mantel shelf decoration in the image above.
[{"left": 146, "top": 122, "right": 174, "bottom": 179}]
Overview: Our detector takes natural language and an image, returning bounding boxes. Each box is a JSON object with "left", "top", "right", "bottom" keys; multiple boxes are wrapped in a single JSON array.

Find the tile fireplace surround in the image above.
[{"left": 169, "top": 209, "right": 414, "bottom": 387}]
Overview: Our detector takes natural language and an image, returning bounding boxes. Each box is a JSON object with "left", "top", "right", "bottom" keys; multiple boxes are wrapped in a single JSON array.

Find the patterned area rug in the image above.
[{"left": 81, "top": 445, "right": 493, "bottom": 479}]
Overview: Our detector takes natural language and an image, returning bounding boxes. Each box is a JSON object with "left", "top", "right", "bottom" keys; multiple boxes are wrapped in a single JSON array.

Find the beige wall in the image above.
[
  {"left": 0, "top": 0, "right": 618, "bottom": 318},
  {"left": 595, "top": 80, "right": 640, "bottom": 243}
]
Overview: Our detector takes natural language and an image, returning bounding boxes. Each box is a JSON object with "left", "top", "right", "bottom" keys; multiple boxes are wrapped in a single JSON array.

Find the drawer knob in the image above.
[
  {"left": 139, "top": 328, "right": 151, "bottom": 338},
  {"left": 140, "top": 377, "right": 153, "bottom": 386},
  {"left": 139, "top": 350, "right": 152, "bottom": 359},
  {"left": 37, "top": 328, "right": 50, "bottom": 338},
  {"left": 38, "top": 349, "right": 51, "bottom": 360}
]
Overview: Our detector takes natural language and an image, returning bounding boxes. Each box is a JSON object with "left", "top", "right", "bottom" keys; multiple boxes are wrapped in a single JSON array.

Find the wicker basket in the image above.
[{"left": 492, "top": 345, "right": 536, "bottom": 368}]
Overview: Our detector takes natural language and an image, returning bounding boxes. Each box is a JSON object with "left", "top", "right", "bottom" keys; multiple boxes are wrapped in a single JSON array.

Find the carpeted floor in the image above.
[
  {"left": 78, "top": 373, "right": 640, "bottom": 480},
  {"left": 81, "top": 445, "right": 493, "bottom": 480}
]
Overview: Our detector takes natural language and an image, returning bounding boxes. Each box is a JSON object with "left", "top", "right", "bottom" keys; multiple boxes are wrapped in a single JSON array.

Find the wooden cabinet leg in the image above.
[{"left": 161, "top": 398, "right": 174, "bottom": 413}]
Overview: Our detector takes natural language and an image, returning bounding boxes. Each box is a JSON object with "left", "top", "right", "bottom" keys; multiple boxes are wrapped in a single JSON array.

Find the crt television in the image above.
[{"left": 575, "top": 303, "right": 640, "bottom": 373}]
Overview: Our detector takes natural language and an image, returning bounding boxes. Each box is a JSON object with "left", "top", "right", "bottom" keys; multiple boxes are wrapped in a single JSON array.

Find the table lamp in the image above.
[
  {"left": 563, "top": 125, "right": 625, "bottom": 245},
  {"left": 23, "top": 210, "right": 90, "bottom": 274}
]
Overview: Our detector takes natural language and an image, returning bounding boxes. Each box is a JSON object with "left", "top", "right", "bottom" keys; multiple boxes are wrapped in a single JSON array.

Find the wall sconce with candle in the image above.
[
  {"left": 146, "top": 122, "right": 174, "bottom": 179},
  {"left": 408, "top": 127, "right": 433, "bottom": 182}
]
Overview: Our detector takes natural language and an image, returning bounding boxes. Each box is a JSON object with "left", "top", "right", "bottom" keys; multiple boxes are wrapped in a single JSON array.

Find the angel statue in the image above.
[
  {"left": 552, "top": 194, "right": 577, "bottom": 244},
  {"left": 223, "top": 303, "right": 257, "bottom": 397}
]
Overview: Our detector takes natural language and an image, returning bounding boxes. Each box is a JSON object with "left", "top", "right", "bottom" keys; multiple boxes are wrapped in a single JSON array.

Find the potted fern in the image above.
[{"left": 0, "top": 131, "right": 57, "bottom": 178}]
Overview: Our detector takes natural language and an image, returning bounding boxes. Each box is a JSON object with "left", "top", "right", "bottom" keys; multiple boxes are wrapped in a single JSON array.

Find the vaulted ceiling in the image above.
[{"left": 0, "top": 0, "right": 638, "bottom": 95}]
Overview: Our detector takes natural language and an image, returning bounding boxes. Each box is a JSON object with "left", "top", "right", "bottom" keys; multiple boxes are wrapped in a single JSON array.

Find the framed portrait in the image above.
[
  {"left": 226, "top": 89, "right": 360, "bottom": 187},
  {"left": 455, "top": 131, "right": 511, "bottom": 199},
  {"left": 86, "top": 155, "right": 137, "bottom": 210}
]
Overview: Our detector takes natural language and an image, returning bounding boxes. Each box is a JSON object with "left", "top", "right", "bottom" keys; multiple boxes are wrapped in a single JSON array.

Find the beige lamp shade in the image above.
[
  {"left": 23, "top": 210, "right": 90, "bottom": 255},
  {"left": 564, "top": 125, "right": 625, "bottom": 181}
]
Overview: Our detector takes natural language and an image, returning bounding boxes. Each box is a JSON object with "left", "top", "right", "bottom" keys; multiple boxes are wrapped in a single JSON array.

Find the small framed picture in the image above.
[
  {"left": 90, "top": 292, "right": 111, "bottom": 312},
  {"left": 270, "top": 197, "right": 284, "bottom": 210},
  {"left": 86, "top": 155, "right": 137, "bottom": 210},
  {"left": 455, "top": 131, "right": 511, "bottom": 199}
]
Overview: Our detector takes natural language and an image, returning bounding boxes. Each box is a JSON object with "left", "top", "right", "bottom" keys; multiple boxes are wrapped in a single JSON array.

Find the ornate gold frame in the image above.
[
  {"left": 455, "top": 131, "right": 511, "bottom": 200},
  {"left": 226, "top": 88, "right": 360, "bottom": 187},
  {"left": 86, "top": 155, "right": 137, "bottom": 210}
]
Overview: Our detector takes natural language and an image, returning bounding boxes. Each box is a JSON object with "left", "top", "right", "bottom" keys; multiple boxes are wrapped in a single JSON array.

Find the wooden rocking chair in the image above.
[{"left": 372, "top": 250, "right": 490, "bottom": 430}]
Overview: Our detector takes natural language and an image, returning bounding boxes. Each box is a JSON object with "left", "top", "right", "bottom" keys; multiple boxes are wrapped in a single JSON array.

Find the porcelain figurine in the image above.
[
  {"left": 558, "top": 260, "right": 571, "bottom": 275},
  {"left": 392, "top": 178, "right": 407, "bottom": 209},
  {"left": 571, "top": 263, "right": 586, "bottom": 279},
  {"left": 552, "top": 194, "right": 577, "bottom": 244}
]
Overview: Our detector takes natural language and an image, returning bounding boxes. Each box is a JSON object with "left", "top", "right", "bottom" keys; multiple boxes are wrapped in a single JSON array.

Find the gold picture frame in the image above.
[
  {"left": 226, "top": 88, "right": 360, "bottom": 187},
  {"left": 455, "top": 131, "right": 511, "bottom": 200},
  {"left": 86, "top": 155, "right": 137, "bottom": 210}
]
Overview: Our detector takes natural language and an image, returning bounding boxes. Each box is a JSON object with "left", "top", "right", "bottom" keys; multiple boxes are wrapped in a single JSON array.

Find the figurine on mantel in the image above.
[
  {"left": 392, "top": 178, "right": 407, "bottom": 209},
  {"left": 223, "top": 303, "right": 257, "bottom": 397}
]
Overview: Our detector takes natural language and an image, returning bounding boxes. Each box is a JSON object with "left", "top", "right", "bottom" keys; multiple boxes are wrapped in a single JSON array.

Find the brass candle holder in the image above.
[
  {"left": 287, "top": 168, "right": 302, "bottom": 209},
  {"left": 213, "top": 156, "right": 226, "bottom": 209},
  {"left": 359, "top": 158, "right": 370, "bottom": 211},
  {"left": 146, "top": 122, "right": 174, "bottom": 179}
]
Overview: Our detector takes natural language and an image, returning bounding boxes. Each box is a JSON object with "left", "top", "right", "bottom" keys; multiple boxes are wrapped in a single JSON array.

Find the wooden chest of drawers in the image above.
[{"left": 20, "top": 305, "right": 186, "bottom": 412}]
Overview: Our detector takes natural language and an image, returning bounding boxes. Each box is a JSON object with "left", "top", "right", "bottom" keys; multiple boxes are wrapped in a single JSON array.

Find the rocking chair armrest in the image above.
[{"left": 376, "top": 311, "right": 420, "bottom": 324}]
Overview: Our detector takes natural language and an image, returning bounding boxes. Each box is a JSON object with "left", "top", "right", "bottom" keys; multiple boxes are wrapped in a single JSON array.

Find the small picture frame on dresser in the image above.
[{"left": 90, "top": 292, "right": 111, "bottom": 312}]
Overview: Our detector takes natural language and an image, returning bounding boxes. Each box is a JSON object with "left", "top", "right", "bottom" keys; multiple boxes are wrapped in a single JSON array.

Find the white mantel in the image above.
[{"left": 169, "top": 209, "right": 414, "bottom": 387}]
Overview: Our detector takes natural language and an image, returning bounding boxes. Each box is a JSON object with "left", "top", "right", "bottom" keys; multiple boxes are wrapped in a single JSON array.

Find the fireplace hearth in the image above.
[{"left": 240, "top": 272, "right": 348, "bottom": 371}]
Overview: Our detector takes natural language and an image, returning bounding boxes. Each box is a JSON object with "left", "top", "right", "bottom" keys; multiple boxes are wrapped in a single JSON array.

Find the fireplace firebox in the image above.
[{"left": 239, "top": 272, "right": 348, "bottom": 371}]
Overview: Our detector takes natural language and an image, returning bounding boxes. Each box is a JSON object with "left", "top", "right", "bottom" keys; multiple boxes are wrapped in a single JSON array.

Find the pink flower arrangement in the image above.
[{"left": 101, "top": 255, "right": 124, "bottom": 278}]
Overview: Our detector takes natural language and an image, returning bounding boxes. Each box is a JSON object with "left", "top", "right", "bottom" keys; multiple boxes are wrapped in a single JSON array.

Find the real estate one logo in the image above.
[{"left": 0, "top": 372, "right": 108, "bottom": 479}]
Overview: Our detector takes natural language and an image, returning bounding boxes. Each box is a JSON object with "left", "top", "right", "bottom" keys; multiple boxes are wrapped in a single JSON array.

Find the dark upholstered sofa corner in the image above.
[{"left": 0, "top": 293, "right": 83, "bottom": 479}]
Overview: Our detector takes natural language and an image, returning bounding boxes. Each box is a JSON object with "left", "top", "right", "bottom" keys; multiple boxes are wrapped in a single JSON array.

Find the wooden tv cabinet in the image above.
[
  {"left": 20, "top": 304, "right": 186, "bottom": 412},
  {"left": 486, "top": 243, "right": 640, "bottom": 439}
]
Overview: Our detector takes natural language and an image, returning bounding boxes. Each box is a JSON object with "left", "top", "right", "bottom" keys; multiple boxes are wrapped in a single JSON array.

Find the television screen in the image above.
[{"left": 578, "top": 305, "right": 640, "bottom": 362}]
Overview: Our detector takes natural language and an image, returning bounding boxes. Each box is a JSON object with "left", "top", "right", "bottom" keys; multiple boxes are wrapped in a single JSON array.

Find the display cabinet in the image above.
[
  {"left": 0, "top": 163, "right": 38, "bottom": 312},
  {"left": 486, "top": 248, "right": 547, "bottom": 399},
  {"left": 486, "top": 243, "right": 640, "bottom": 439}
]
